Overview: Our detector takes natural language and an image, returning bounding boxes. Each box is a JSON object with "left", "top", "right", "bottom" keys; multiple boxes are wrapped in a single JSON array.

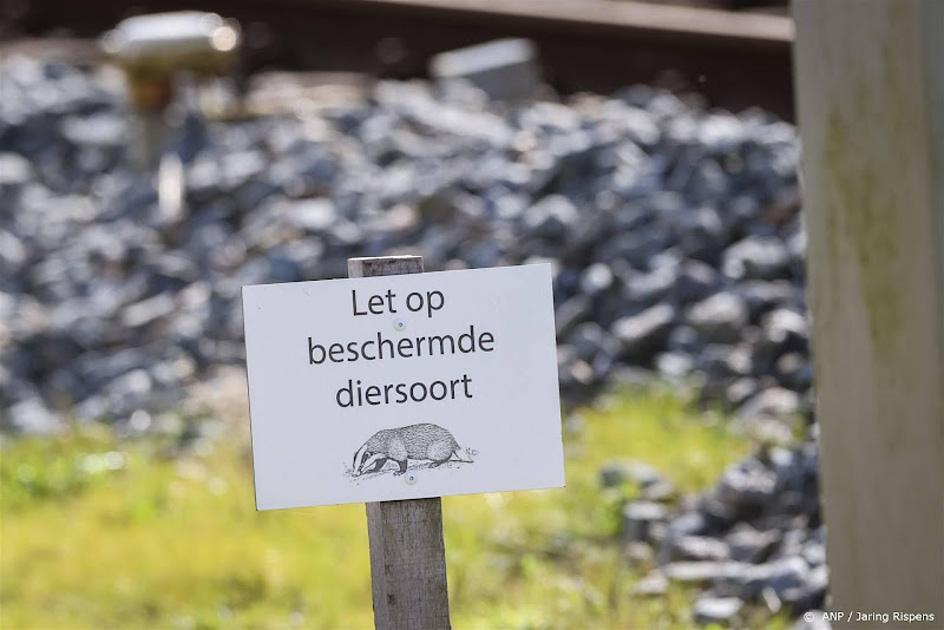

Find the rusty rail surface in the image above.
[{"left": 3, "top": 0, "right": 795, "bottom": 119}]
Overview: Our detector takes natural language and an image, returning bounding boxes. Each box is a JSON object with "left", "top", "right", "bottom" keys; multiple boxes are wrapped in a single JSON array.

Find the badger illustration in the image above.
[{"left": 352, "top": 423, "right": 473, "bottom": 477}]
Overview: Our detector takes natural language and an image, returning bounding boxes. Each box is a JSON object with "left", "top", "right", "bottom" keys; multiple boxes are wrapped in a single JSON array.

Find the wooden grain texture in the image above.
[
  {"left": 348, "top": 255, "right": 451, "bottom": 630},
  {"left": 348, "top": 255, "right": 425, "bottom": 279},
  {"left": 793, "top": 0, "right": 944, "bottom": 616},
  {"left": 365, "top": 499, "right": 451, "bottom": 630}
]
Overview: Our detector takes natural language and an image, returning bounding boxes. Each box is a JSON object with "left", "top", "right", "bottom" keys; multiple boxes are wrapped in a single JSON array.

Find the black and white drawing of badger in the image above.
[{"left": 352, "top": 423, "right": 473, "bottom": 477}]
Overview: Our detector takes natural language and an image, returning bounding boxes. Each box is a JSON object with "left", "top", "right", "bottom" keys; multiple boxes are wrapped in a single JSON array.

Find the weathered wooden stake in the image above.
[
  {"left": 793, "top": 0, "right": 944, "bottom": 618},
  {"left": 348, "top": 255, "right": 452, "bottom": 630}
]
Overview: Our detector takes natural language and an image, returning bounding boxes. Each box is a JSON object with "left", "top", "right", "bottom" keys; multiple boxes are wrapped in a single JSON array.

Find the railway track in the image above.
[{"left": 4, "top": 0, "right": 794, "bottom": 119}]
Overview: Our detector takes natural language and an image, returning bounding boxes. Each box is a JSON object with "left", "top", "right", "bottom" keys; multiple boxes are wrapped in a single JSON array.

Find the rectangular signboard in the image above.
[{"left": 242, "top": 263, "right": 564, "bottom": 510}]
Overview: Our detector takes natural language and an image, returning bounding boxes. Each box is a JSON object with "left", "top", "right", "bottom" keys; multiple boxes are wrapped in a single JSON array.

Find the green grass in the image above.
[{"left": 1, "top": 388, "right": 777, "bottom": 629}]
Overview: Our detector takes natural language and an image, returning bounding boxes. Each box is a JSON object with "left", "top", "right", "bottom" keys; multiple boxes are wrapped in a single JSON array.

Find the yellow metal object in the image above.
[{"left": 101, "top": 11, "right": 242, "bottom": 166}]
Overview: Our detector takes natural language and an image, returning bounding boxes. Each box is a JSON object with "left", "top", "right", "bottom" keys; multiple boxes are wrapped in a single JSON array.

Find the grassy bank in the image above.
[{"left": 1, "top": 388, "right": 769, "bottom": 629}]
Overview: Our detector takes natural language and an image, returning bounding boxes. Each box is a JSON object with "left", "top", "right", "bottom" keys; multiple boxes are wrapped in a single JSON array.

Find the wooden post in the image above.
[
  {"left": 793, "top": 0, "right": 944, "bottom": 618},
  {"left": 348, "top": 255, "right": 452, "bottom": 630}
]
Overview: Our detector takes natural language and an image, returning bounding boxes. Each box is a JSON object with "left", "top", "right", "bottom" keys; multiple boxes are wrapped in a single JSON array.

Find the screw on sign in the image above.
[{"left": 241, "top": 255, "right": 564, "bottom": 629}]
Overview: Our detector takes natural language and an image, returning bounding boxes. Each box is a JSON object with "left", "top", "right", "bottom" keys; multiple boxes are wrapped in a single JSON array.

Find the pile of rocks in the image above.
[
  {"left": 1, "top": 56, "right": 807, "bottom": 437},
  {"left": 611, "top": 436, "right": 825, "bottom": 624}
]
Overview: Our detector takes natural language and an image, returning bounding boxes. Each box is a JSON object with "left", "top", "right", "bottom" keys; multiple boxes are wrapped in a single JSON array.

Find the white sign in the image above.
[{"left": 242, "top": 263, "right": 564, "bottom": 510}]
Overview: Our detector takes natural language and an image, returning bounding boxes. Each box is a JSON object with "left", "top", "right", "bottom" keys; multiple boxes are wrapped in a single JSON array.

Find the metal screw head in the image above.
[
  {"left": 405, "top": 473, "right": 417, "bottom": 485},
  {"left": 393, "top": 319, "right": 406, "bottom": 332}
]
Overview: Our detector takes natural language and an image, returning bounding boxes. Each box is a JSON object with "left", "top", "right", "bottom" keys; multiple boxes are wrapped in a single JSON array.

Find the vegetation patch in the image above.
[{"left": 1, "top": 388, "right": 777, "bottom": 629}]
